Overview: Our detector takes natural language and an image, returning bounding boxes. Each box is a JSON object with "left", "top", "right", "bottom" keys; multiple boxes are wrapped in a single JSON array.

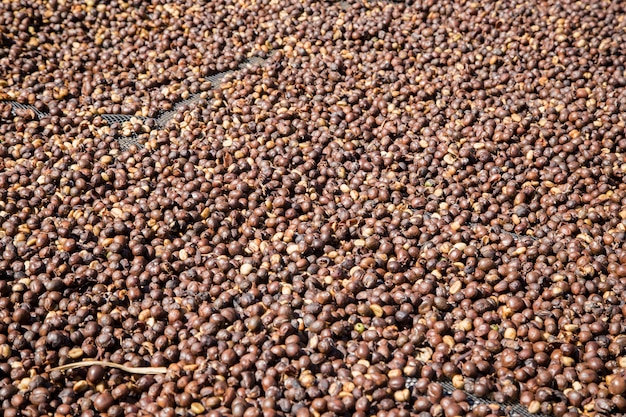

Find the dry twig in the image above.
[{"left": 49, "top": 360, "right": 167, "bottom": 375}]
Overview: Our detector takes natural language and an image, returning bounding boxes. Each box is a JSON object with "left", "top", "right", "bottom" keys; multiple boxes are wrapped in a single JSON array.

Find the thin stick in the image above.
[{"left": 49, "top": 360, "right": 167, "bottom": 375}]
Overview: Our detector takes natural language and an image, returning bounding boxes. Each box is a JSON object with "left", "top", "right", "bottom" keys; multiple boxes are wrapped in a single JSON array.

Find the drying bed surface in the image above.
[{"left": 1, "top": 0, "right": 626, "bottom": 417}]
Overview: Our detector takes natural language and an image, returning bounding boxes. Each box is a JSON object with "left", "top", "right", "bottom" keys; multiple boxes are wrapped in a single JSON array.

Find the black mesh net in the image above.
[
  {"left": 154, "top": 54, "right": 272, "bottom": 127},
  {"left": 4, "top": 101, "right": 47, "bottom": 118},
  {"left": 1, "top": 54, "right": 276, "bottom": 153},
  {"left": 115, "top": 135, "right": 144, "bottom": 152},
  {"left": 406, "top": 377, "right": 550, "bottom": 417},
  {"left": 100, "top": 114, "right": 146, "bottom": 124},
  {"left": 154, "top": 93, "right": 203, "bottom": 126}
]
